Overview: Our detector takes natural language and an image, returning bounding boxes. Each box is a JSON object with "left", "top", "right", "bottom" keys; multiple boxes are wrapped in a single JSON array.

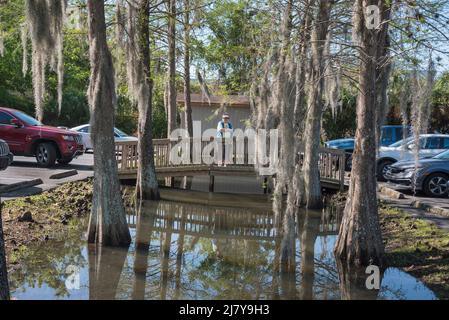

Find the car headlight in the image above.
[{"left": 62, "top": 135, "right": 75, "bottom": 141}]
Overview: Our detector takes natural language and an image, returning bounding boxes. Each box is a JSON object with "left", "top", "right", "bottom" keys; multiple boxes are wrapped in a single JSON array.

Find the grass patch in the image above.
[{"left": 380, "top": 204, "right": 449, "bottom": 300}]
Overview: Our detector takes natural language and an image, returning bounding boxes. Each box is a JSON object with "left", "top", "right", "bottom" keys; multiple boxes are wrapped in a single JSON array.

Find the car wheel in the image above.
[
  {"left": 377, "top": 160, "right": 395, "bottom": 181},
  {"left": 423, "top": 173, "right": 449, "bottom": 198},
  {"left": 36, "top": 142, "right": 57, "bottom": 167},
  {"left": 57, "top": 158, "right": 72, "bottom": 165}
]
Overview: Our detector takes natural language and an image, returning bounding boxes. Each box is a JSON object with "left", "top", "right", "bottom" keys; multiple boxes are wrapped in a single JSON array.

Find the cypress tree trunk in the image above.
[
  {"left": 334, "top": 0, "right": 390, "bottom": 268},
  {"left": 0, "top": 201, "right": 10, "bottom": 300},
  {"left": 183, "top": 0, "right": 193, "bottom": 139},
  {"left": 136, "top": 0, "right": 160, "bottom": 200},
  {"left": 167, "top": 0, "right": 177, "bottom": 137},
  {"left": 182, "top": 0, "right": 192, "bottom": 189},
  {"left": 86, "top": 0, "right": 131, "bottom": 246},
  {"left": 303, "top": 0, "right": 333, "bottom": 209}
]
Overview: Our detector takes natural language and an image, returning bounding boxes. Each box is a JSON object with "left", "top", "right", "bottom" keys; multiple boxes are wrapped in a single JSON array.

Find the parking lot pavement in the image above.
[
  {"left": 0, "top": 153, "right": 94, "bottom": 200},
  {"left": 379, "top": 182, "right": 449, "bottom": 209},
  {"left": 378, "top": 182, "right": 449, "bottom": 231}
]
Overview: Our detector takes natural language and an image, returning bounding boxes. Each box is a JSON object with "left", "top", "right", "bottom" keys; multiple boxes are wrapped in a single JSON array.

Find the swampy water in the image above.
[{"left": 9, "top": 200, "right": 436, "bottom": 300}]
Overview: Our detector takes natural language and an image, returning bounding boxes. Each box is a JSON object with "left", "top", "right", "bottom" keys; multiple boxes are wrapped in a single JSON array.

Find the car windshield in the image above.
[
  {"left": 13, "top": 110, "right": 42, "bottom": 126},
  {"left": 389, "top": 137, "right": 415, "bottom": 147},
  {"left": 115, "top": 128, "right": 128, "bottom": 137},
  {"left": 433, "top": 150, "right": 449, "bottom": 160}
]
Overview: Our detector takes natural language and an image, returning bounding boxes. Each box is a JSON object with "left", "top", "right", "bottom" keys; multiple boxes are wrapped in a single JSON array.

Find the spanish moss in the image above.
[
  {"left": 21, "top": 23, "right": 28, "bottom": 76},
  {"left": 25, "top": 0, "right": 67, "bottom": 121}
]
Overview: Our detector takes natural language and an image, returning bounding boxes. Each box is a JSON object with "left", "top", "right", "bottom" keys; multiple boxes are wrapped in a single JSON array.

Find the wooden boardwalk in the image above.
[{"left": 116, "top": 138, "right": 346, "bottom": 191}]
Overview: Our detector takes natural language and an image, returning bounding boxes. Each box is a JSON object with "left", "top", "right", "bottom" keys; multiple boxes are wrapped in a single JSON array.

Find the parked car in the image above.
[
  {"left": 384, "top": 149, "right": 449, "bottom": 197},
  {"left": 0, "top": 139, "right": 13, "bottom": 171},
  {"left": 0, "top": 107, "right": 84, "bottom": 167},
  {"left": 377, "top": 134, "right": 449, "bottom": 181},
  {"left": 324, "top": 125, "right": 411, "bottom": 171},
  {"left": 71, "top": 124, "right": 138, "bottom": 151}
]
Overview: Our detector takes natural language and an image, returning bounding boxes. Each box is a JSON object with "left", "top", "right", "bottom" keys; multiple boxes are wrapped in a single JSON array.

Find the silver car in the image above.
[
  {"left": 70, "top": 124, "right": 138, "bottom": 151},
  {"left": 384, "top": 149, "right": 449, "bottom": 197}
]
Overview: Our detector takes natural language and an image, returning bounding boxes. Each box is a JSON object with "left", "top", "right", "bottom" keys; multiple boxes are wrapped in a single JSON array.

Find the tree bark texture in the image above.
[
  {"left": 86, "top": 0, "right": 131, "bottom": 246},
  {"left": 167, "top": 0, "right": 177, "bottom": 137},
  {"left": 136, "top": 0, "right": 160, "bottom": 200},
  {"left": 303, "top": 0, "right": 333, "bottom": 209},
  {"left": 0, "top": 201, "right": 10, "bottom": 300},
  {"left": 334, "top": 0, "right": 390, "bottom": 268}
]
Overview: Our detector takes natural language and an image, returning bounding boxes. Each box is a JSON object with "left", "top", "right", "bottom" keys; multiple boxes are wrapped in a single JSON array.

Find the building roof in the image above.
[{"left": 176, "top": 93, "right": 250, "bottom": 108}]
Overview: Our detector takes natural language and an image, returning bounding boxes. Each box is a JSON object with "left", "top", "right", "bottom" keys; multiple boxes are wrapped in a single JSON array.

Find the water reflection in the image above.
[{"left": 9, "top": 201, "right": 437, "bottom": 300}]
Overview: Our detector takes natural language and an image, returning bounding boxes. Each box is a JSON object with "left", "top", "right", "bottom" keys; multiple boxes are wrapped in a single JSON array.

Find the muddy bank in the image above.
[{"left": 1, "top": 179, "right": 93, "bottom": 272}]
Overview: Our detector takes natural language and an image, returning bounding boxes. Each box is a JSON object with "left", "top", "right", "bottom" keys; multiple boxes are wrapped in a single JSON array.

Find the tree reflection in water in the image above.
[
  {"left": 88, "top": 244, "right": 128, "bottom": 300},
  {"left": 132, "top": 201, "right": 156, "bottom": 300},
  {"left": 336, "top": 260, "right": 383, "bottom": 300},
  {"left": 9, "top": 200, "right": 436, "bottom": 300}
]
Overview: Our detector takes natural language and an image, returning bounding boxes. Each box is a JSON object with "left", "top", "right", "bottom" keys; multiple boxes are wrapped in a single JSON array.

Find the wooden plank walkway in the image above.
[{"left": 116, "top": 138, "right": 347, "bottom": 191}]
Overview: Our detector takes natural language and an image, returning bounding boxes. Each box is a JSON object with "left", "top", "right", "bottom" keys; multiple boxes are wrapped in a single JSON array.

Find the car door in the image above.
[{"left": 0, "top": 110, "right": 28, "bottom": 154}]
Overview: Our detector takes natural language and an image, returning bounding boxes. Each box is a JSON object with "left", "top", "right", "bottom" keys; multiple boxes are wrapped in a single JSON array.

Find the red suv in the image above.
[{"left": 0, "top": 107, "right": 84, "bottom": 167}]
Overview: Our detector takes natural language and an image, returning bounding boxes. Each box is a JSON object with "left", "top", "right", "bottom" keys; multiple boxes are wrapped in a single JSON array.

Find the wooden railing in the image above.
[{"left": 115, "top": 137, "right": 346, "bottom": 189}]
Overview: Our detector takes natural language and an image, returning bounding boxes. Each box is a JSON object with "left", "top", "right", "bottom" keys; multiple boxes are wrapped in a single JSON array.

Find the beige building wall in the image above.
[{"left": 191, "top": 105, "right": 251, "bottom": 133}]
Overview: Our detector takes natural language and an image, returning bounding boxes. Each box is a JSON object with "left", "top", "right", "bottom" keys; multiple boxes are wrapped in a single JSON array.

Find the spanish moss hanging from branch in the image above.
[
  {"left": 24, "top": 0, "right": 67, "bottom": 121},
  {"left": 21, "top": 23, "right": 28, "bottom": 76},
  {"left": 0, "top": 30, "right": 4, "bottom": 57}
]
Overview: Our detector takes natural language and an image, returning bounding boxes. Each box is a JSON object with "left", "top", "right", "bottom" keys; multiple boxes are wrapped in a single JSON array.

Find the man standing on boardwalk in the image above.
[{"left": 216, "top": 113, "right": 233, "bottom": 167}]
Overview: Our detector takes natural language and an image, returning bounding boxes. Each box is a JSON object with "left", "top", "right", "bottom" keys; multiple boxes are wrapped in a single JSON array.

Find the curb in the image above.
[
  {"left": 411, "top": 200, "right": 449, "bottom": 217},
  {"left": 379, "top": 186, "right": 406, "bottom": 200},
  {"left": 49, "top": 169, "right": 78, "bottom": 180},
  {"left": 0, "top": 178, "right": 44, "bottom": 194}
]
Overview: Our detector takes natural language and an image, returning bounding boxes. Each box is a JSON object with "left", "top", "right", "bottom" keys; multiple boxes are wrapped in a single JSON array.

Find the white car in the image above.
[
  {"left": 71, "top": 124, "right": 138, "bottom": 151},
  {"left": 377, "top": 134, "right": 449, "bottom": 181}
]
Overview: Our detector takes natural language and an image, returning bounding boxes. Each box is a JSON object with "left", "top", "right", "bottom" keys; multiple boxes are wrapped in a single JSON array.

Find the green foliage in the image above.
[
  {"left": 430, "top": 72, "right": 449, "bottom": 133},
  {"left": 195, "top": 0, "right": 256, "bottom": 93},
  {"left": 322, "top": 88, "right": 357, "bottom": 140}
]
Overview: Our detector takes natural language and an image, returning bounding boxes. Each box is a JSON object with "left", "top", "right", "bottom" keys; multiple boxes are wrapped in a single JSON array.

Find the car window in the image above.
[
  {"left": 78, "top": 126, "right": 89, "bottom": 133},
  {"left": 424, "top": 137, "right": 442, "bottom": 149},
  {"left": 0, "top": 111, "right": 14, "bottom": 125},
  {"left": 407, "top": 138, "right": 425, "bottom": 149},
  {"left": 390, "top": 137, "right": 414, "bottom": 147},
  {"left": 13, "top": 110, "right": 42, "bottom": 126},
  {"left": 443, "top": 138, "right": 449, "bottom": 149},
  {"left": 115, "top": 128, "right": 128, "bottom": 137}
]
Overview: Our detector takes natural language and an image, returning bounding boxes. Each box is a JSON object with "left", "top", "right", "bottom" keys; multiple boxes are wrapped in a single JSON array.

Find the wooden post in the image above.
[
  {"left": 263, "top": 177, "right": 268, "bottom": 194},
  {"left": 339, "top": 151, "right": 345, "bottom": 191},
  {"left": 209, "top": 174, "right": 215, "bottom": 192}
]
